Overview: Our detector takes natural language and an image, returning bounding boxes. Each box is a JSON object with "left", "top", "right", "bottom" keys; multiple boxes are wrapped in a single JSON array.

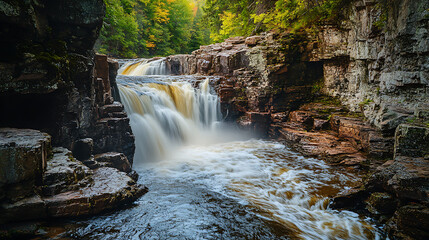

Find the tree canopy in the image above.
[
  {"left": 97, "top": 0, "right": 210, "bottom": 58},
  {"left": 97, "top": 0, "right": 351, "bottom": 57}
]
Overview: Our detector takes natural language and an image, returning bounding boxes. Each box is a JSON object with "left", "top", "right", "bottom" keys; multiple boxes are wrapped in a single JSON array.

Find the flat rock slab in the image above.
[
  {"left": 1, "top": 167, "right": 147, "bottom": 223},
  {"left": 279, "top": 124, "right": 367, "bottom": 166}
]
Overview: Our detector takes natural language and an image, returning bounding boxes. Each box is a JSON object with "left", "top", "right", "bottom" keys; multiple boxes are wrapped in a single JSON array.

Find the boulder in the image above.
[
  {"left": 94, "top": 152, "right": 132, "bottom": 173},
  {"left": 0, "top": 128, "right": 51, "bottom": 202}
]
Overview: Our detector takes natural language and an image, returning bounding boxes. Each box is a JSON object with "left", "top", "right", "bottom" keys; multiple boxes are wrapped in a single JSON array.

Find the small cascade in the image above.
[
  {"left": 119, "top": 58, "right": 168, "bottom": 76},
  {"left": 118, "top": 76, "right": 221, "bottom": 163}
]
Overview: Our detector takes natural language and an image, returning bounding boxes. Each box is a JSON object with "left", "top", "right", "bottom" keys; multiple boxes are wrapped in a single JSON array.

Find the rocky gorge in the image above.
[{"left": 1, "top": 0, "right": 428, "bottom": 239}]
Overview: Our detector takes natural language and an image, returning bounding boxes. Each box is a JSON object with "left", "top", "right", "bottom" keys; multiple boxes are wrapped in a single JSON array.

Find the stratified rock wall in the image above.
[
  {"left": 313, "top": 0, "right": 429, "bottom": 136},
  {"left": 0, "top": 0, "right": 134, "bottom": 160}
]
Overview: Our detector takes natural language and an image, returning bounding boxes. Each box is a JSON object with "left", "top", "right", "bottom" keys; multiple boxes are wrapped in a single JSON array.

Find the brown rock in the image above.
[
  {"left": 245, "top": 36, "right": 262, "bottom": 46},
  {"left": 94, "top": 152, "right": 132, "bottom": 173}
]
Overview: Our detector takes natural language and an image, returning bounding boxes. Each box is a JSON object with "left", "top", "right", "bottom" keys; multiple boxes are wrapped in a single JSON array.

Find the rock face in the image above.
[
  {"left": 312, "top": 0, "right": 429, "bottom": 136},
  {"left": 0, "top": 0, "right": 141, "bottom": 224},
  {"left": 331, "top": 112, "right": 429, "bottom": 239},
  {"left": 0, "top": 0, "right": 134, "bottom": 161}
]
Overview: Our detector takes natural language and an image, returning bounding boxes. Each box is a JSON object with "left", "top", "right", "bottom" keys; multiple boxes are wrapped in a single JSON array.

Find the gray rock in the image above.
[{"left": 0, "top": 128, "right": 51, "bottom": 202}]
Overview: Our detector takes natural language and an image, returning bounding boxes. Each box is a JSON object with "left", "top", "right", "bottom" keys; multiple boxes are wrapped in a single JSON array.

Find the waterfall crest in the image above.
[
  {"left": 118, "top": 76, "right": 221, "bottom": 163},
  {"left": 119, "top": 59, "right": 168, "bottom": 76}
]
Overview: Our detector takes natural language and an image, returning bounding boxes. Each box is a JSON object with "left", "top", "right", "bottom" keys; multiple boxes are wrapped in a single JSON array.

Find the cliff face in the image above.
[
  {"left": 0, "top": 0, "right": 143, "bottom": 224},
  {"left": 315, "top": 0, "right": 429, "bottom": 136},
  {"left": 0, "top": 0, "right": 134, "bottom": 159},
  {"left": 156, "top": 0, "right": 428, "bottom": 138}
]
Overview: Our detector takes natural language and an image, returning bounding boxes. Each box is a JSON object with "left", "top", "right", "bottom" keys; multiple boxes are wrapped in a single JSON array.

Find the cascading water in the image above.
[
  {"left": 119, "top": 58, "right": 168, "bottom": 76},
  {"left": 117, "top": 75, "right": 221, "bottom": 163},
  {"left": 58, "top": 60, "right": 384, "bottom": 239}
]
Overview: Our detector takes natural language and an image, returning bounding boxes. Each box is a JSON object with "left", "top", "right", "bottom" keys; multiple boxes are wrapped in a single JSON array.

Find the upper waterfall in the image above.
[
  {"left": 119, "top": 58, "right": 168, "bottom": 76},
  {"left": 117, "top": 65, "right": 222, "bottom": 163}
]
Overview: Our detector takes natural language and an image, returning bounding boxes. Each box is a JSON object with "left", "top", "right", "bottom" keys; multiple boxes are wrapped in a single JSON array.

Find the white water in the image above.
[
  {"left": 119, "top": 58, "right": 168, "bottom": 76},
  {"left": 118, "top": 75, "right": 222, "bottom": 163},
  {"left": 111, "top": 62, "right": 383, "bottom": 239}
]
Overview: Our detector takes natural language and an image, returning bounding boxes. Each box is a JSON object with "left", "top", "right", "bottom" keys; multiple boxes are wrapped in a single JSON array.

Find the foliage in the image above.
[
  {"left": 97, "top": 0, "right": 210, "bottom": 58},
  {"left": 203, "top": 0, "right": 352, "bottom": 42}
]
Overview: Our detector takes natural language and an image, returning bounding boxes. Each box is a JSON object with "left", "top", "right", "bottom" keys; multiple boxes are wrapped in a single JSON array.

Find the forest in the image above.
[{"left": 97, "top": 0, "right": 355, "bottom": 58}]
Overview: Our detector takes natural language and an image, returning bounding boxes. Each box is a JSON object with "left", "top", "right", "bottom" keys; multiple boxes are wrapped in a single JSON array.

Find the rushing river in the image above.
[{"left": 42, "top": 59, "right": 383, "bottom": 239}]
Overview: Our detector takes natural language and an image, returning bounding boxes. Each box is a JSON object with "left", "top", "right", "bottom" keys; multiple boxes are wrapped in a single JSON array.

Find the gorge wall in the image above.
[
  {"left": 0, "top": 0, "right": 144, "bottom": 226},
  {"left": 151, "top": 0, "right": 428, "bottom": 137}
]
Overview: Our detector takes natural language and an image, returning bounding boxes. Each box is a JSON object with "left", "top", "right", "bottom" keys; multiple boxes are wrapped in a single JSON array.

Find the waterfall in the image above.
[
  {"left": 118, "top": 75, "right": 222, "bottom": 163},
  {"left": 119, "top": 58, "right": 168, "bottom": 76}
]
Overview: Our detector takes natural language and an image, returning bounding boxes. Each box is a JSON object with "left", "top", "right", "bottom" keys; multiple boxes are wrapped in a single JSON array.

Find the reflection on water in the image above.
[{"left": 56, "top": 139, "right": 383, "bottom": 240}]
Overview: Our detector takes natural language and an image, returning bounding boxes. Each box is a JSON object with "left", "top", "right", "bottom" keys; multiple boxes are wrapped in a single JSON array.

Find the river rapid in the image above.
[{"left": 40, "top": 59, "right": 384, "bottom": 240}]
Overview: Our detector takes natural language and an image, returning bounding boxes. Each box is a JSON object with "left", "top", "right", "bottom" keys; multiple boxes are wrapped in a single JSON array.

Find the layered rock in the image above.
[
  {"left": 1, "top": 146, "right": 146, "bottom": 224},
  {"left": 274, "top": 97, "right": 393, "bottom": 167},
  {"left": 312, "top": 0, "right": 429, "bottom": 136},
  {"left": 331, "top": 110, "right": 429, "bottom": 239},
  {"left": 0, "top": 0, "right": 141, "bottom": 224},
  {"left": 0, "top": 129, "right": 51, "bottom": 203},
  {"left": 0, "top": 0, "right": 134, "bottom": 160}
]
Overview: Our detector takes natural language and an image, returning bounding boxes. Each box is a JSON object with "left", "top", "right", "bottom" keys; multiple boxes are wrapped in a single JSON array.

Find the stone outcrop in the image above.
[
  {"left": 0, "top": 0, "right": 142, "bottom": 224},
  {"left": 0, "top": 135, "right": 146, "bottom": 224},
  {"left": 0, "top": 0, "right": 134, "bottom": 161},
  {"left": 331, "top": 109, "right": 429, "bottom": 239},
  {"left": 273, "top": 97, "right": 393, "bottom": 167},
  {"left": 0, "top": 129, "right": 51, "bottom": 203}
]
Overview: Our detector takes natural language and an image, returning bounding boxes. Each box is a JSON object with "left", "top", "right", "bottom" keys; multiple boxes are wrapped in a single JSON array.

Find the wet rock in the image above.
[
  {"left": 0, "top": 128, "right": 51, "bottom": 202},
  {"left": 380, "top": 107, "right": 414, "bottom": 136},
  {"left": 392, "top": 205, "right": 429, "bottom": 239},
  {"left": 44, "top": 167, "right": 146, "bottom": 218},
  {"left": 331, "top": 188, "right": 367, "bottom": 210},
  {"left": 107, "top": 58, "right": 121, "bottom": 102},
  {"left": 1, "top": 164, "right": 146, "bottom": 223},
  {"left": 72, "top": 138, "right": 93, "bottom": 161},
  {"left": 99, "top": 102, "right": 125, "bottom": 118},
  {"left": 365, "top": 192, "right": 397, "bottom": 215},
  {"left": 245, "top": 112, "right": 271, "bottom": 137},
  {"left": 394, "top": 124, "right": 429, "bottom": 158},
  {"left": 42, "top": 147, "right": 92, "bottom": 196},
  {"left": 94, "top": 152, "right": 132, "bottom": 173},
  {"left": 279, "top": 125, "right": 366, "bottom": 166},
  {"left": 368, "top": 156, "right": 429, "bottom": 203}
]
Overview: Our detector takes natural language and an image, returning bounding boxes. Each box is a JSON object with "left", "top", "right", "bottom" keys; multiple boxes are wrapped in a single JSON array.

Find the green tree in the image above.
[{"left": 98, "top": 0, "right": 139, "bottom": 58}]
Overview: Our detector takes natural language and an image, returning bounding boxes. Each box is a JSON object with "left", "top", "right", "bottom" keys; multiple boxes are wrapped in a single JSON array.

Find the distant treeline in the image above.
[{"left": 98, "top": 0, "right": 353, "bottom": 58}]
